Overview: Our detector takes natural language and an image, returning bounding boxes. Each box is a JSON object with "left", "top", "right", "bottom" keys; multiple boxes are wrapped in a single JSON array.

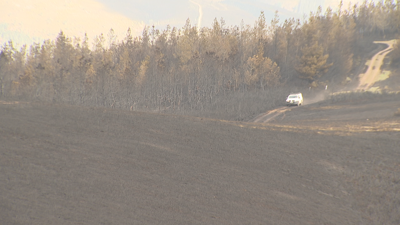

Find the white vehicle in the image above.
[{"left": 286, "top": 93, "right": 303, "bottom": 106}]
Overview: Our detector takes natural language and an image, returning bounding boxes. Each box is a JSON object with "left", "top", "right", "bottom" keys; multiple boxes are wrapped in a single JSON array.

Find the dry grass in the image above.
[
  {"left": 348, "top": 161, "right": 400, "bottom": 225},
  {"left": 328, "top": 91, "right": 400, "bottom": 104}
]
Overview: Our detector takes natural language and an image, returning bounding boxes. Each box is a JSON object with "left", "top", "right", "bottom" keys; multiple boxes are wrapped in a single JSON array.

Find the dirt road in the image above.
[{"left": 357, "top": 40, "right": 397, "bottom": 90}]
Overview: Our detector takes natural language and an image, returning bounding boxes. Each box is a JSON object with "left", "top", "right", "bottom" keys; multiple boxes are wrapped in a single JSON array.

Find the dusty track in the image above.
[{"left": 357, "top": 40, "right": 396, "bottom": 90}]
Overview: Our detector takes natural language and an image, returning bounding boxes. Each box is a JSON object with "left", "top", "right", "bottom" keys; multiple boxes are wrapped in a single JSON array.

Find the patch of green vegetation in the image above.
[
  {"left": 368, "top": 87, "right": 381, "bottom": 93},
  {"left": 376, "top": 70, "right": 391, "bottom": 82}
]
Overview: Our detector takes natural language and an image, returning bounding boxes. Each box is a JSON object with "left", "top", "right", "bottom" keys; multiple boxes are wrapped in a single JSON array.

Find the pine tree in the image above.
[
  {"left": 295, "top": 42, "right": 332, "bottom": 82},
  {"left": 0, "top": 42, "right": 15, "bottom": 96},
  {"left": 125, "top": 28, "right": 133, "bottom": 46},
  {"left": 107, "top": 28, "right": 117, "bottom": 49},
  {"left": 245, "top": 45, "right": 280, "bottom": 89},
  {"left": 391, "top": 39, "right": 400, "bottom": 66},
  {"left": 53, "top": 31, "right": 75, "bottom": 100}
]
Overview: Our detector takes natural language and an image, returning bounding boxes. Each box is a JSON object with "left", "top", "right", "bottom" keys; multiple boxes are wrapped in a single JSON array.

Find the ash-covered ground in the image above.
[{"left": 1, "top": 94, "right": 399, "bottom": 224}]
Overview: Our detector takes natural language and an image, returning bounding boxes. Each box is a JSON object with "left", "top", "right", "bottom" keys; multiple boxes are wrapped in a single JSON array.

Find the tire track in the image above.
[{"left": 250, "top": 106, "right": 291, "bottom": 123}]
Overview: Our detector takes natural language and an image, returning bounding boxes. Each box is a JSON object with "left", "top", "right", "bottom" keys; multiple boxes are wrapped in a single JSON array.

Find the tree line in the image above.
[{"left": 0, "top": 0, "right": 399, "bottom": 117}]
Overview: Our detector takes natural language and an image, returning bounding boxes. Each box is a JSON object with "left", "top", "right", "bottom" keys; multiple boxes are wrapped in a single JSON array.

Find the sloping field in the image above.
[{"left": 1, "top": 98, "right": 399, "bottom": 224}]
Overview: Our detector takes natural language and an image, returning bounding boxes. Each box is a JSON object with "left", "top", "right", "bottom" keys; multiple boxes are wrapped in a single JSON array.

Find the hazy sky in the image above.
[
  {"left": 0, "top": 0, "right": 375, "bottom": 48},
  {"left": 95, "top": 0, "right": 369, "bottom": 27}
]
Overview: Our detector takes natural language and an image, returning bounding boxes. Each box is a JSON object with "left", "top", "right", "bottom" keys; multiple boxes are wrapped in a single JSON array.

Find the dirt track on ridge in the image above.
[{"left": 357, "top": 40, "right": 396, "bottom": 90}]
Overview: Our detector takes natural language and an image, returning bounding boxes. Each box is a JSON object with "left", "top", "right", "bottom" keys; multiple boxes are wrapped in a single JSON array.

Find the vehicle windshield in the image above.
[{"left": 288, "top": 95, "right": 298, "bottom": 99}]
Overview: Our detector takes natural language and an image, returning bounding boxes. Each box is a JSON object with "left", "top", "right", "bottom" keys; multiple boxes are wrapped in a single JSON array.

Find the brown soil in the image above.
[{"left": 1, "top": 95, "right": 400, "bottom": 224}]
